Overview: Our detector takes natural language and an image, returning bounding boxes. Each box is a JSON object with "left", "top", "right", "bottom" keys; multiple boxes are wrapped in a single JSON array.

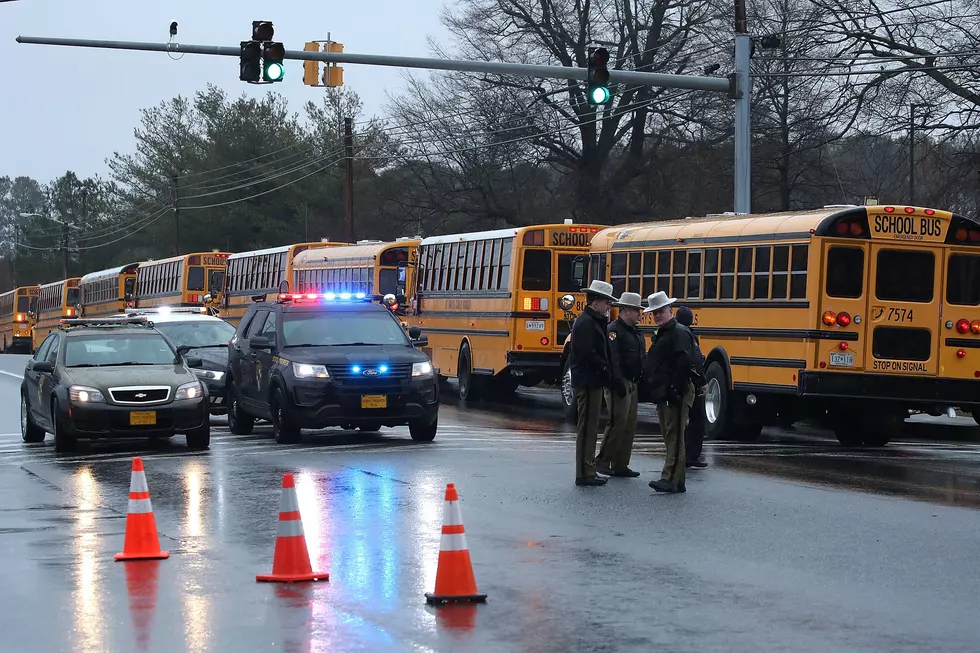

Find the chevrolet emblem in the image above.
[{"left": 135, "top": 393, "right": 147, "bottom": 398}]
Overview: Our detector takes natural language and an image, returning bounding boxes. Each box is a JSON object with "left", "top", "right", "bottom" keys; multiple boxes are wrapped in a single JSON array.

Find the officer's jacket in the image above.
[
  {"left": 607, "top": 318, "right": 645, "bottom": 384},
  {"left": 569, "top": 306, "right": 611, "bottom": 390},
  {"left": 643, "top": 318, "right": 704, "bottom": 403}
]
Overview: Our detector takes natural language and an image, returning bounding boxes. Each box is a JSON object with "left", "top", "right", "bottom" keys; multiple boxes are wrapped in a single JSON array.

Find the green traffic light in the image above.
[
  {"left": 264, "top": 62, "right": 284, "bottom": 81},
  {"left": 590, "top": 86, "right": 610, "bottom": 105}
]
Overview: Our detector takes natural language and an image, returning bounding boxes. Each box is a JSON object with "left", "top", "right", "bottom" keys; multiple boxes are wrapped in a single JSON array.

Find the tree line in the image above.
[{"left": 1, "top": 0, "right": 977, "bottom": 292}]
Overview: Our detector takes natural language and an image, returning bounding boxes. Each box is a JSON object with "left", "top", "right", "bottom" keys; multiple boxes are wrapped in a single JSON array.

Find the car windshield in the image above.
[
  {"left": 65, "top": 333, "right": 177, "bottom": 367},
  {"left": 282, "top": 311, "right": 410, "bottom": 347},
  {"left": 154, "top": 320, "right": 235, "bottom": 349}
]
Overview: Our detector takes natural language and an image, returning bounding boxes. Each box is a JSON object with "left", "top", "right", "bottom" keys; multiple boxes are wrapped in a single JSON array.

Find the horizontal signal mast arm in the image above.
[{"left": 15, "top": 35, "right": 732, "bottom": 94}]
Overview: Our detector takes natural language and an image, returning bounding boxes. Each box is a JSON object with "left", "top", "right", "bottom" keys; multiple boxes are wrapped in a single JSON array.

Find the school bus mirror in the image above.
[
  {"left": 559, "top": 294, "right": 575, "bottom": 312},
  {"left": 572, "top": 258, "right": 587, "bottom": 287}
]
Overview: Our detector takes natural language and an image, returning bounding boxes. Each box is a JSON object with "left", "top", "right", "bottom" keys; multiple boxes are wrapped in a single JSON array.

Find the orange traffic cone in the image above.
[
  {"left": 425, "top": 483, "right": 487, "bottom": 605},
  {"left": 256, "top": 473, "right": 328, "bottom": 583},
  {"left": 115, "top": 457, "right": 170, "bottom": 561}
]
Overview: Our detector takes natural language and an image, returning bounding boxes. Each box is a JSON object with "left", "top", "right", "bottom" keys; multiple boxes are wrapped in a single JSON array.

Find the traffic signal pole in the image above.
[{"left": 15, "top": 34, "right": 750, "bottom": 213}]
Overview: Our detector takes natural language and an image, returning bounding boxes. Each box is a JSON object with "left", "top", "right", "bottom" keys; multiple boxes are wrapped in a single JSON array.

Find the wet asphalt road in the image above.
[{"left": 1, "top": 354, "right": 979, "bottom": 652}]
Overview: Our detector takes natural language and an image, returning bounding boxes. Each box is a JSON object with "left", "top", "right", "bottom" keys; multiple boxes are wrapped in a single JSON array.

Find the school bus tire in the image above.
[
  {"left": 457, "top": 343, "right": 483, "bottom": 401},
  {"left": 703, "top": 361, "right": 737, "bottom": 441},
  {"left": 560, "top": 359, "right": 577, "bottom": 423}
]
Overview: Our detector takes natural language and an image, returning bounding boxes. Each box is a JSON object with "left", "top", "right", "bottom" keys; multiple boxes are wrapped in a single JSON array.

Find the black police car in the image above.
[
  {"left": 226, "top": 292, "right": 438, "bottom": 443},
  {"left": 20, "top": 317, "right": 210, "bottom": 452}
]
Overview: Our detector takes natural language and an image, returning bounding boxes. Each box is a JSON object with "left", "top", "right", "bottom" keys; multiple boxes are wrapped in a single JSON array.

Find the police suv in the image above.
[{"left": 226, "top": 291, "right": 439, "bottom": 443}]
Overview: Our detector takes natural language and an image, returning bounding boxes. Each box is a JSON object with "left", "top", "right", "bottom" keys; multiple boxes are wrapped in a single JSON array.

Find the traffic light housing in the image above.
[
  {"left": 303, "top": 42, "right": 321, "bottom": 86},
  {"left": 240, "top": 40, "right": 261, "bottom": 82},
  {"left": 263, "top": 41, "right": 285, "bottom": 82},
  {"left": 587, "top": 47, "right": 611, "bottom": 105},
  {"left": 324, "top": 41, "right": 344, "bottom": 87},
  {"left": 252, "top": 21, "right": 274, "bottom": 42}
]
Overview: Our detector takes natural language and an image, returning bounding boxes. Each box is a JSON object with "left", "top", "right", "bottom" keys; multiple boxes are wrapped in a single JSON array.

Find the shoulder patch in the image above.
[{"left": 608, "top": 332, "right": 617, "bottom": 341}]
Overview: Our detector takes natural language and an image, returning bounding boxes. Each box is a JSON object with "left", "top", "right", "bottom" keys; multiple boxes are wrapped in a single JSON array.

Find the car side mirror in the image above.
[
  {"left": 185, "top": 357, "right": 203, "bottom": 368},
  {"left": 176, "top": 345, "right": 190, "bottom": 356},
  {"left": 250, "top": 336, "right": 273, "bottom": 350},
  {"left": 32, "top": 361, "right": 54, "bottom": 374},
  {"left": 414, "top": 334, "right": 428, "bottom": 347},
  {"left": 408, "top": 326, "right": 422, "bottom": 339}
]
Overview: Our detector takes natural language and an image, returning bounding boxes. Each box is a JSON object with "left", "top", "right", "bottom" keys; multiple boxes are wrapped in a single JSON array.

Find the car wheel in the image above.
[
  {"left": 409, "top": 418, "right": 437, "bottom": 442},
  {"left": 20, "top": 394, "right": 45, "bottom": 443},
  {"left": 52, "top": 400, "right": 76, "bottom": 453},
  {"left": 186, "top": 422, "right": 211, "bottom": 450},
  {"left": 271, "top": 387, "right": 302, "bottom": 444},
  {"left": 227, "top": 382, "right": 254, "bottom": 435}
]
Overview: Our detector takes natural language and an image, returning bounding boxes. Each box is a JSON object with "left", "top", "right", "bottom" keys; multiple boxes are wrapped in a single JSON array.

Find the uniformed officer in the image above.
[
  {"left": 676, "top": 306, "right": 708, "bottom": 468},
  {"left": 642, "top": 291, "right": 704, "bottom": 493},
  {"left": 596, "top": 292, "right": 645, "bottom": 478},
  {"left": 569, "top": 280, "right": 616, "bottom": 486}
]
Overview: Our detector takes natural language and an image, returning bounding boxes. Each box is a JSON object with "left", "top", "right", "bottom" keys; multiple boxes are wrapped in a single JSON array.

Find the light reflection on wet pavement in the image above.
[{"left": 1, "top": 360, "right": 980, "bottom": 651}]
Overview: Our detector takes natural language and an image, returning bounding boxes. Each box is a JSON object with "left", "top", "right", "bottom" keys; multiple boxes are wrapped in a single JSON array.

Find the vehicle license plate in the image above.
[
  {"left": 361, "top": 395, "right": 387, "bottom": 409},
  {"left": 130, "top": 411, "right": 157, "bottom": 426},
  {"left": 829, "top": 352, "right": 854, "bottom": 367},
  {"left": 525, "top": 320, "right": 545, "bottom": 331}
]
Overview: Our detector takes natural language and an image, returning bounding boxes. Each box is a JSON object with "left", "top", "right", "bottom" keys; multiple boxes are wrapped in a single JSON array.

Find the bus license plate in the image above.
[
  {"left": 130, "top": 411, "right": 157, "bottom": 426},
  {"left": 361, "top": 395, "right": 387, "bottom": 409},
  {"left": 525, "top": 320, "right": 545, "bottom": 331},
  {"left": 829, "top": 352, "right": 854, "bottom": 367}
]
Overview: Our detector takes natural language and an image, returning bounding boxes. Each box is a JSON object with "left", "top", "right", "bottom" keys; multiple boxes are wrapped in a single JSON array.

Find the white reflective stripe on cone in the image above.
[
  {"left": 129, "top": 471, "right": 149, "bottom": 494},
  {"left": 280, "top": 488, "right": 300, "bottom": 513},
  {"left": 277, "top": 519, "right": 305, "bottom": 538},
  {"left": 439, "top": 532, "right": 469, "bottom": 552},
  {"left": 442, "top": 500, "right": 463, "bottom": 527},
  {"left": 128, "top": 498, "right": 153, "bottom": 514}
]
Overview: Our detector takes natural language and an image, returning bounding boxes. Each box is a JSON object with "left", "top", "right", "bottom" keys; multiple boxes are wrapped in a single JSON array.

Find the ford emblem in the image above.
[{"left": 362, "top": 369, "right": 380, "bottom": 376}]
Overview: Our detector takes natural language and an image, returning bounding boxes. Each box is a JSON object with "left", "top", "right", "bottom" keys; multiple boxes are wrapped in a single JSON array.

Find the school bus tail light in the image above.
[
  {"left": 540, "top": 337, "right": 550, "bottom": 346},
  {"left": 522, "top": 230, "right": 545, "bottom": 246},
  {"left": 839, "top": 342, "right": 848, "bottom": 351},
  {"left": 14, "top": 314, "right": 25, "bottom": 323},
  {"left": 822, "top": 311, "right": 836, "bottom": 326},
  {"left": 835, "top": 312, "right": 851, "bottom": 327},
  {"left": 956, "top": 319, "right": 971, "bottom": 334},
  {"left": 956, "top": 349, "right": 967, "bottom": 359},
  {"left": 971, "top": 320, "right": 980, "bottom": 334},
  {"left": 523, "top": 297, "right": 549, "bottom": 311}
]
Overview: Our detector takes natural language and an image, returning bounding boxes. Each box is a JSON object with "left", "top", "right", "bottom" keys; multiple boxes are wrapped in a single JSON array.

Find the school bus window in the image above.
[
  {"left": 771, "top": 245, "right": 789, "bottom": 299},
  {"left": 610, "top": 253, "right": 627, "bottom": 296},
  {"left": 946, "top": 254, "right": 980, "bottom": 306},
  {"left": 876, "top": 249, "right": 934, "bottom": 303},
  {"left": 790, "top": 244, "right": 808, "bottom": 299},
  {"left": 874, "top": 325, "right": 931, "bottom": 361},
  {"left": 826, "top": 247, "right": 864, "bottom": 299},
  {"left": 17, "top": 296, "right": 29, "bottom": 313},
  {"left": 736, "top": 247, "right": 752, "bottom": 299},
  {"left": 67, "top": 287, "right": 80, "bottom": 306},
  {"left": 463, "top": 242, "right": 474, "bottom": 290},
  {"left": 521, "top": 249, "right": 552, "bottom": 291},
  {"left": 687, "top": 249, "right": 702, "bottom": 298},
  {"left": 670, "top": 250, "right": 685, "bottom": 298},
  {"left": 554, "top": 254, "right": 582, "bottom": 293},
  {"left": 627, "top": 252, "right": 642, "bottom": 292},
  {"left": 754, "top": 246, "right": 771, "bottom": 299},
  {"left": 639, "top": 252, "right": 655, "bottom": 296},
  {"left": 657, "top": 251, "right": 671, "bottom": 293},
  {"left": 719, "top": 248, "right": 735, "bottom": 299},
  {"left": 188, "top": 266, "right": 206, "bottom": 291},
  {"left": 703, "top": 249, "right": 719, "bottom": 299},
  {"left": 499, "top": 240, "right": 513, "bottom": 289}
]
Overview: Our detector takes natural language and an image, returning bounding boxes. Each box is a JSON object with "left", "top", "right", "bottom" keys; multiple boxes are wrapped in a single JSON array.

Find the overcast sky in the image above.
[{"left": 1, "top": 0, "right": 449, "bottom": 183}]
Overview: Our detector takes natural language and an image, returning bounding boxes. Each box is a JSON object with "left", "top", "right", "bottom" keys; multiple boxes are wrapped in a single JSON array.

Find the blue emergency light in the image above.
[{"left": 278, "top": 291, "right": 368, "bottom": 303}]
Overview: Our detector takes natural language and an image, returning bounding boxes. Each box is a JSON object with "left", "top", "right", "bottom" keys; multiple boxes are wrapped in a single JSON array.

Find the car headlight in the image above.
[
  {"left": 175, "top": 381, "right": 204, "bottom": 400},
  {"left": 412, "top": 361, "right": 434, "bottom": 378},
  {"left": 69, "top": 385, "right": 105, "bottom": 403},
  {"left": 193, "top": 369, "right": 225, "bottom": 382},
  {"left": 293, "top": 362, "right": 330, "bottom": 379}
]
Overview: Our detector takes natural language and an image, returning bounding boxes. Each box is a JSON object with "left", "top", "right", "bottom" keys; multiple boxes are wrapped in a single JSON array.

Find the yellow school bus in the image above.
[
  {"left": 291, "top": 238, "right": 420, "bottom": 313},
  {"left": 0, "top": 286, "right": 39, "bottom": 354},
  {"left": 135, "top": 252, "right": 230, "bottom": 311},
  {"left": 79, "top": 262, "right": 140, "bottom": 318},
  {"left": 220, "top": 242, "right": 346, "bottom": 327},
  {"left": 411, "top": 223, "right": 602, "bottom": 399},
  {"left": 33, "top": 278, "right": 81, "bottom": 347},
  {"left": 588, "top": 204, "right": 980, "bottom": 446}
]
